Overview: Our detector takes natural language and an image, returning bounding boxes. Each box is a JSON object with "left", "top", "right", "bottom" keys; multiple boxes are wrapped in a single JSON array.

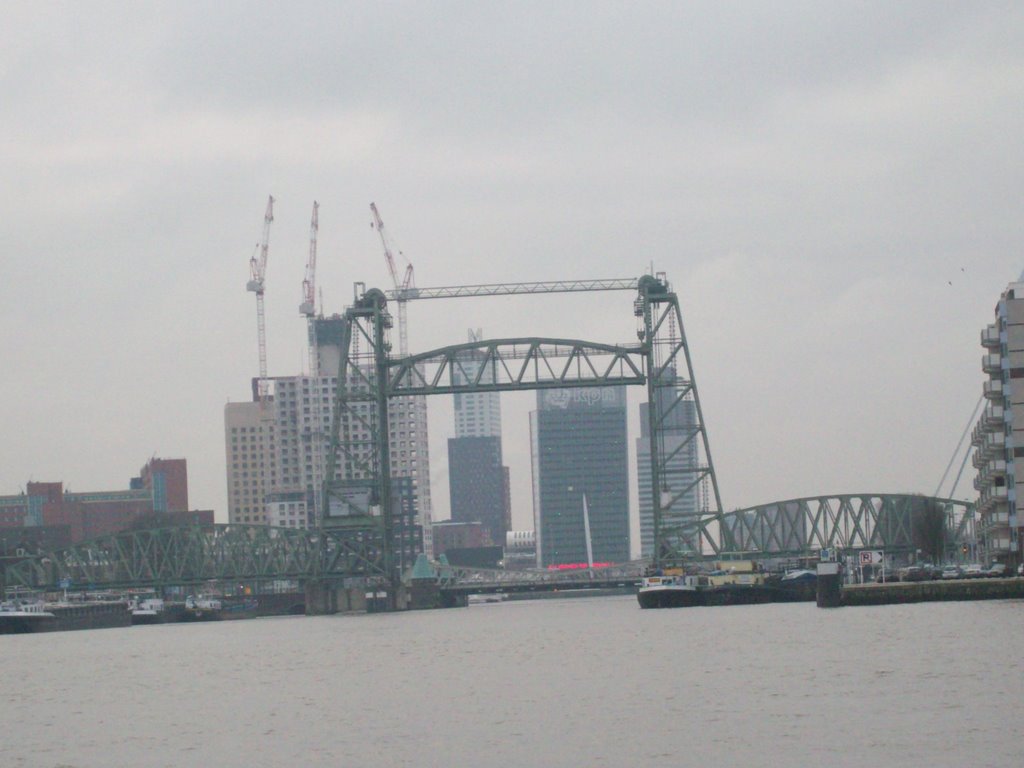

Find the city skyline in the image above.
[{"left": 3, "top": 4, "right": 1022, "bottom": 529}]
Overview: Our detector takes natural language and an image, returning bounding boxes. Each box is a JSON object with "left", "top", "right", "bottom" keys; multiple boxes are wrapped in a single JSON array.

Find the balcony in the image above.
[
  {"left": 971, "top": 423, "right": 984, "bottom": 447},
  {"left": 981, "top": 324, "right": 1000, "bottom": 349},
  {"left": 984, "top": 431, "right": 1007, "bottom": 458},
  {"left": 982, "top": 353, "right": 1002, "bottom": 373},
  {"left": 978, "top": 506, "right": 1010, "bottom": 530},
  {"left": 984, "top": 405, "right": 1005, "bottom": 428},
  {"left": 989, "top": 509, "right": 1010, "bottom": 525},
  {"left": 978, "top": 485, "right": 1009, "bottom": 512},
  {"left": 983, "top": 379, "right": 1004, "bottom": 400},
  {"left": 973, "top": 447, "right": 985, "bottom": 469},
  {"left": 975, "top": 459, "right": 1008, "bottom": 491}
]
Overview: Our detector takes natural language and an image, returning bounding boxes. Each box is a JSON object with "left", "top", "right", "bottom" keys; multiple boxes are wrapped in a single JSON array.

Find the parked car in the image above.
[
  {"left": 964, "top": 564, "right": 985, "bottom": 579},
  {"left": 874, "top": 568, "right": 897, "bottom": 583},
  {"left": 984, "top": 563, "right": 1007, "bottom": 578},
  {"left": 899, "top": 566, "right": 928, "bottom": 582},
  {"left": 940, "top": 565, "right": 963, "bottom": 580},
  {"left": 926, "top": 564, "right": 944, "bottom": 580}
]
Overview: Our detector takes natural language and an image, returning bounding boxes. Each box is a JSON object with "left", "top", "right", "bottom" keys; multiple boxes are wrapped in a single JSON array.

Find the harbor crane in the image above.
[
  {"left": 299, "top": 201, "right": 320, "bottom": 375},
  {"left": 369, "top": 202, "right": 416, "bottom": 356},
  {"left": 246, "top": 195, "right": 274, "bottom": 408}
]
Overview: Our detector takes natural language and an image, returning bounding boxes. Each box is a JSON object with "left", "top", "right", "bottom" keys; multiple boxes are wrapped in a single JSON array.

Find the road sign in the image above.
[
  {"left": 859, "top": 550, "right": 883, "bottom": 565},
  {"left": 58, "top": 578, "right": 72, "bottom": 589}
]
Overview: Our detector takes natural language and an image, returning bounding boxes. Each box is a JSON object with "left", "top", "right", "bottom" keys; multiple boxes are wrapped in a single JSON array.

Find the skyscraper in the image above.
[
  {"left": 530, "top": 386, "right": 629, "bottom": 567},
  {"left": 447, "top": 330, "right": 510, "bottom": 547},
  {"left": 636, "top": 397, "right": 698, "bottom": 558}
]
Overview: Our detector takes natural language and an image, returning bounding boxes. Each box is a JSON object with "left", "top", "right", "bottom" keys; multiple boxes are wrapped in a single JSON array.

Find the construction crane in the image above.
[
  {"left": 299, "top": 201, "right": 320, "bottom": 375},
  {"left": 246, "top": 195, "right": 274, "bottom": 408},
  {"left": 369, "top": 202, "right": 415, "bottom": 356}
]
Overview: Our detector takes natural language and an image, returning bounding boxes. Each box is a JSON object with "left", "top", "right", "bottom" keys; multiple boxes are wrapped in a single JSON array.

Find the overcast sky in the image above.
[{"left": 2, "top": 2, "right": 1022, "bottom": 536}]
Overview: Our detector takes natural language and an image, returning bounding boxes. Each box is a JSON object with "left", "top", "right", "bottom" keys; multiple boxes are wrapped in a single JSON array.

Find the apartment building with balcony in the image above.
[{"left": 973, "top": 279, "right": 1024, "bottom": 566}]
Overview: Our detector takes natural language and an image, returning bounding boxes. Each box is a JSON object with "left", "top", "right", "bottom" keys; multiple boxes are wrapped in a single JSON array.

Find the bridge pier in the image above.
[
  {"left": 305, "top": 579, "right": 338, "bottom": 615},
  {"left": 305, "top": 580, "right": 372, "bottom": 615},
  {"left": 816, "top": 562, "right": 842, "bottom": 608}
]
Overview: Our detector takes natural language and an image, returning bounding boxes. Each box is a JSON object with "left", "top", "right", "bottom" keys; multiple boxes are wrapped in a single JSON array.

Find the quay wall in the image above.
[{"left": 841, "top": 578, "right": 1024, "bottom": 606}]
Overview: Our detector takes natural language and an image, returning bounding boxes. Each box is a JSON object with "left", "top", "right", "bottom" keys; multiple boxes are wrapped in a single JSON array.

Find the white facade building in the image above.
[
  {"left": 973, "top": 279, "right": 1022, "bottom": 565},
  {"left": 453, "top": 329, "right": 502, "bottom": 438}
]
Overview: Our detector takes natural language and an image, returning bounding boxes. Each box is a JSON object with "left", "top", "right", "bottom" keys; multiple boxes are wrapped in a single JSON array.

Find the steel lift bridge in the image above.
[{"left": 319, "top": 273, "right": 721, "bottom": 599}]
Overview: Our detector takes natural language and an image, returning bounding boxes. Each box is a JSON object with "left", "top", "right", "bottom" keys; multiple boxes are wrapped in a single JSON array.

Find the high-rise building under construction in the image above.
[{"left": 224, "top": 316, "right": 433, "bottom": 555}]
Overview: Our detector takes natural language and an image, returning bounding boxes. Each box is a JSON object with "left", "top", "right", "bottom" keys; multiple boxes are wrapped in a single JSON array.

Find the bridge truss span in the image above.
[
  {"left": 388, "top": 337, "right": 646, "bottom": 396},
  {"left": 1, "top": 525, "right": 391, "bottom": 591},
  {"left": 682, "top": 493, "right": 976, "bottom": 561}
]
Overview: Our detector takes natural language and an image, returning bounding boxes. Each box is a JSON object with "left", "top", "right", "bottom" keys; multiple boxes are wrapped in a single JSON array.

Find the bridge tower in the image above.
[
  {"left": 635, "top": 274, "right": 727, "bottom": 566},
  {"left": 321, "top": 286, "right": 397, "bottom": 597}
]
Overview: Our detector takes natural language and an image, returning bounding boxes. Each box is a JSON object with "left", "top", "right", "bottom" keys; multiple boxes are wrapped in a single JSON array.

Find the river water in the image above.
[{"left": 5, "top": 595, "right": 1023, "bottom": 767}]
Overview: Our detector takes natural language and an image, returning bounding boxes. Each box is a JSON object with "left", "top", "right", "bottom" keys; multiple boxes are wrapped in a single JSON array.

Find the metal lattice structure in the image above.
[
  {"left": 389, "top": 339, "right": 646, "bottom": 395},
  {"left": 2, "top": 495, "right": 975, "bottom": 592},
  {"left": 1, "top": 525, "right": 387, "bottom": 591},
  {"left": 385, "top": 278, "right": 639, "bottom": 301},
  {"left": 323, "top": 274, "right": 725, "bottom": 587},
  {"left": 636, "top": 275, "right": 724, "bottom": 564},
  {"left": 678, "top": 494, "right": 976, "bottom": 560}
]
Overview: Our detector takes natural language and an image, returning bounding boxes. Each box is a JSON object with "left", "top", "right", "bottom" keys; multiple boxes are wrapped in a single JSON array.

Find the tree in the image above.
[{"left": 911, "top": 496, "right": 948, "bottom": 563}]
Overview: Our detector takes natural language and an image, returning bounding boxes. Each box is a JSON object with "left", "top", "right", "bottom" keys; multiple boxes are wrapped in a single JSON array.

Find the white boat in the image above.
[
  {"left": 0, "top": 599, "right": 57, "bottom": 633},
  {"left": 468, "top": 593, "right": 508, "bottom": 605},
  {"left": 129, "top": 597, "right": 166, "bottom": 625},
  {"left": 182, "top": 594, "right": 223, "bottom": 621}
]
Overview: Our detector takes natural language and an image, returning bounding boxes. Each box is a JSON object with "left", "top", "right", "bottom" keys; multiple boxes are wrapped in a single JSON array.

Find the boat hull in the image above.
[
  {"left": 637, "top": 586, "right": 702, "bottom": 608},
  {"left": 130, "top": 611, "right": 167, "bottom": 625},
  {"left": 0, "top": 602, "right": 130, "bottom": 633},
  {"left": 0, "top": 614, "right": 57, "bottom": 634},
  {"left": 638, "top": 584, "right": 779, "bottom": 609}
]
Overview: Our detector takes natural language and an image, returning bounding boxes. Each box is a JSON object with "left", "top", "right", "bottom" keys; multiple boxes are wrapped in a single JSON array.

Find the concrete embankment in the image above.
[{"left": 841, "top": 577, "right": 1024, "bottom": 606}]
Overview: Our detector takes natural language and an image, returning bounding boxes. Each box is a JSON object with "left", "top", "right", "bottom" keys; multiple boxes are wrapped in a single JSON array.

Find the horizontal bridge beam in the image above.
[
  {"left": 387, "top": 337, "right": 647, "bottom": 396},
  {"left": 386, "top": 278, "right": 638, "bottom": 302}
]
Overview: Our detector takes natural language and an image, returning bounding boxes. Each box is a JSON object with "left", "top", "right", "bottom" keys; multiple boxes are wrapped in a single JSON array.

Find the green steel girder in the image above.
[
  {"left": 677, "top": 494, "right": 975, "bottom": 560},
  {"left": 387, "top": 338, "right": 646, "bottom": 396},
  {"left": 2, "top": 524, "right": 389, "bottom": 592}
]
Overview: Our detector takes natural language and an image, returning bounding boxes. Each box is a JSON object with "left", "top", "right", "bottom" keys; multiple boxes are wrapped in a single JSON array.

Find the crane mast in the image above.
[
  {"left": 369, "top": 202, "right": 414, "bottom": 356},
  {"left": 300, "top": 201, "right": 320, "bottom": 375},
  {"left": 247, "top": 195, "right": 274, "bottom": 407}
]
